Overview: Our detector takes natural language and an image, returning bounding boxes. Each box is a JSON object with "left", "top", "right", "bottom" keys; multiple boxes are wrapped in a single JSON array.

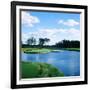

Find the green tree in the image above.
[
  {"left": 27, "top": 37, "right": 36, "bottom": 45},
  {"left": 39, "top": 38, "right": 50, "bottom": 46},
  {"left": 55, "top": 40, "right": 80, "bottom": 48},
  {"left": 39, "top": 38, "right": 45, "bottom": 46},
  {"left": 44, "top": 38, "right": 50, "bottom": 45}
]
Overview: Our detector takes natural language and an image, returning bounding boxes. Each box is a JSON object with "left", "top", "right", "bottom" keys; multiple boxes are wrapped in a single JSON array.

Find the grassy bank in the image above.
[
  {"left": 22, "top": 48, "right": 53, "bottom": 54},
  {"left": 21, "top": 61, "right": 64, "bottom": 78},
  {"left": 22, "top": 47, "right": 80, "bottom": 54},
  {"left": 62, "top": 48, "right": 80, "bottom": 51}
]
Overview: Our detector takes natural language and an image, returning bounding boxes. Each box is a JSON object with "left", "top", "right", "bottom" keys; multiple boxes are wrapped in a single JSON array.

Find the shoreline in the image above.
[{"left": 22, "top": 47, "right": 80, "bottom": 54}]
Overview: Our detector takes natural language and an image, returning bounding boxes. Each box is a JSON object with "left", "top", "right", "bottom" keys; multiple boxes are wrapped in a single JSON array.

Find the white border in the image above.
[{"left": 16, "top": 5, "right": 85, "bottom": 85}]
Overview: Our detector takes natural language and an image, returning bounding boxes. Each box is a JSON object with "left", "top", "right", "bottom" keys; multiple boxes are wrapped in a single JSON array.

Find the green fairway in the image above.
[
  {"left": 21, "top": 61, "right": 64, "bottom": 78},
  {"left": 22, "top": 47, "right": 80, "bottom": 54},
  {"left": 22, "top": 48, "right": 53, "bottom": 54}
]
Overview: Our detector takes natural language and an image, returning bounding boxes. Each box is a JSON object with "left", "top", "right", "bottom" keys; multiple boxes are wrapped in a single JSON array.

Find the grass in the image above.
[
  {"left": 21, "top": 61, "right": 64, "bottom": 78},
  {"left": 22, "top": 48, "right": 53, "bottom": 54},
  {"left": 22, "top": 48, "right": 65, "bottom": 54},
  {"left": 22, "top": 47, "right": 80, "bottom": 54},
  {"left": 62, "top": 48, "right": 80, "bottom": 51}
]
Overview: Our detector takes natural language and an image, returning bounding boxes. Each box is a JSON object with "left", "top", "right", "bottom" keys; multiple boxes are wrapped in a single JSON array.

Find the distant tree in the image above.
[
  {"left": 44, "top": 38, "right": 50, "bottom": 45},
  {"left": 33, "top": 38, "right": 36, "bottom": 45},
  {"left": 55, "top": 40, "right": 80, "bottom": 48},
  {"left": 27, "top": 37, "right": 36, "bottom": 45},
  {"left": 39, "top": 38, "right": 45, "bottom": 46},
  {"left": 27, "top": 38, "right": 31, "bottom": 45},
  {"left": 39, "top": 38, "right": 50, "bottom": 46}
]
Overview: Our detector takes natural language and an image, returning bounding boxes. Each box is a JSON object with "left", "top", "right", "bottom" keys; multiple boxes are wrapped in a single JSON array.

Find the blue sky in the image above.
[{"left": 21, "top": 10, "right": 80, "bottom": 45}]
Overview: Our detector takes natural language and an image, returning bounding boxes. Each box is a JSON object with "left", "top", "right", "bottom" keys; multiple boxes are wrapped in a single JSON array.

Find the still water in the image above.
[{"left": 21, "top": 50, "right": 80, "bottom": 76}]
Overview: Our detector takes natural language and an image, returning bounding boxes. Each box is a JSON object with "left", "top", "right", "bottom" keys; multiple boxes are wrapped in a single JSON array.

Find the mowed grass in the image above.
[
  {"left": 22, "top": 47, "right": 80, "bottom": 54},
  {"left": 63, "top": 48, "right": 80, "bottom": 51},
  {"left": 22, "top": 48, "right": 52, "bottom": 54},
  {"left": 21, "top": 61, "right": 64, "bottom": 78}
]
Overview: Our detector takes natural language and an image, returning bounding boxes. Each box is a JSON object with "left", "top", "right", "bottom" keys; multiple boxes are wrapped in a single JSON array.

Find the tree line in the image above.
[
  {"left": 23, "top": 37, "right": 80, "bottom": 48},
  {"left": 26, "top": 37, "right": 50, "bottom": 46},
  {"left": 55, "top": 40, "right": 80, "bottom": 48}
]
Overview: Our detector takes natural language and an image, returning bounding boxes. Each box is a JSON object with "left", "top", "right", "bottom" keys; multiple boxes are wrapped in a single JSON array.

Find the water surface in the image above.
[{"left": 21, "top": 50, "right": 80, "bottom": 76}]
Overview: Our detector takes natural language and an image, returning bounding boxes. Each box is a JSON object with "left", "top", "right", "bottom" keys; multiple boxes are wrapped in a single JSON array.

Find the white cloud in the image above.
[
  {"left": 22, "top": 28, "right": 80, "bottom": 45},
  {"left": 22, "top": 12, "right": 40, "bottom": 27},
  {"left": 58, "top": 19, "right": 79, "bottom": 27}
]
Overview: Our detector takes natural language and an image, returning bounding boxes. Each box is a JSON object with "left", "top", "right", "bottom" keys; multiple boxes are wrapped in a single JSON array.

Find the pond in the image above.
[{"left": 21, "top": 50, "right": 80, "bottom": 76}]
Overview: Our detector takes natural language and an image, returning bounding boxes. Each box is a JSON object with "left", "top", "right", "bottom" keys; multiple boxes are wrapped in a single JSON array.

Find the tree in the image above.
[
  {"left": 33, "top": 38, "right": 36, "bottom": 45},
  {"left": 44, "top": 38, "right": 50, "bottom": 45},
  {"left": 27, "top": 37, "right": 36, "bottom": 45},
  {"left": 38, "top": 38, "right": 50, "bottom": 46},
  {"left": 55, "top": 40, "right": 80, "bottom": 48},
  {"left": 39, "top": 38, "right": 45, "bottom": 46}
]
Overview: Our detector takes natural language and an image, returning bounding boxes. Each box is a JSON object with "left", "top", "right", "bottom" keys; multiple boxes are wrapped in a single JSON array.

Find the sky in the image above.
[{"left": 21, "top": 10, "right": 80, "bottom": 45}]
